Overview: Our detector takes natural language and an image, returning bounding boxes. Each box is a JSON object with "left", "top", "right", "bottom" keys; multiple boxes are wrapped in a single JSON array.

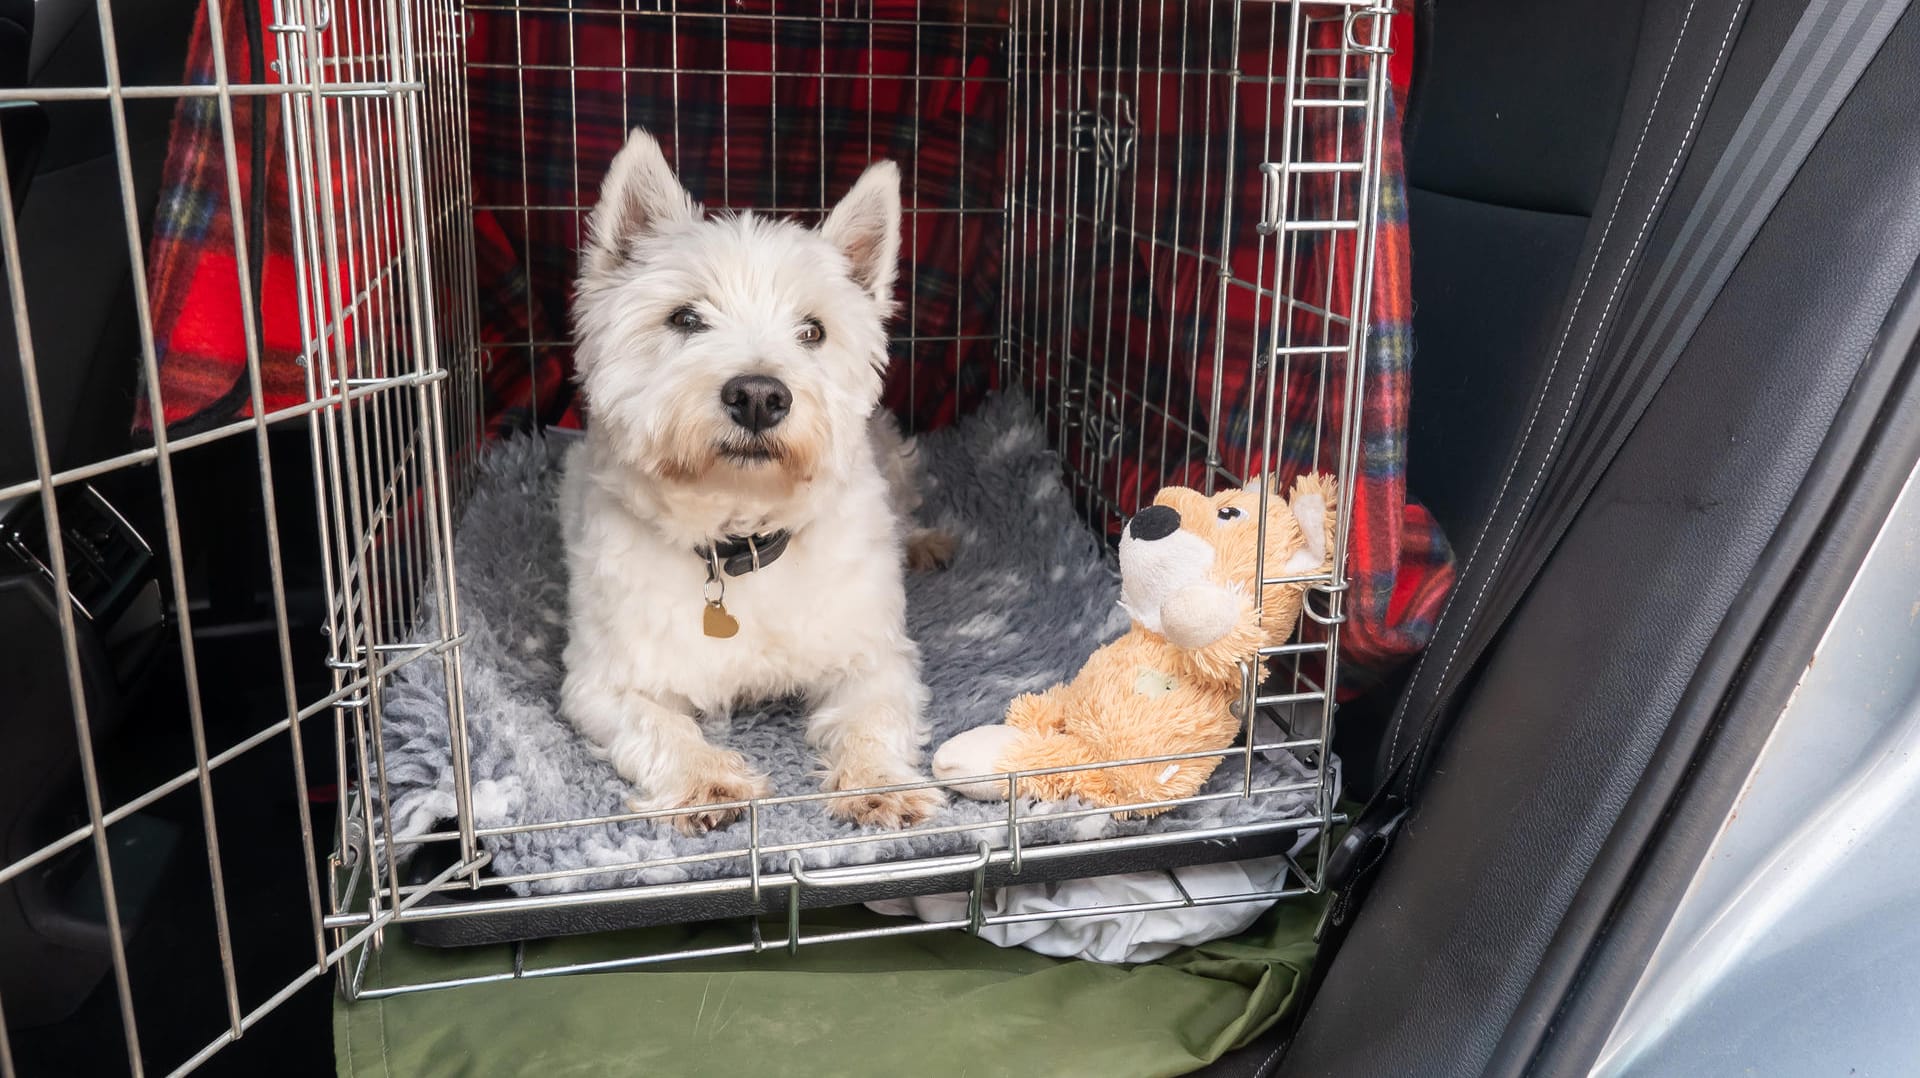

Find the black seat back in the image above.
[{"left": 1280, "top": 1, "right": 1920, "bottom": 1075}]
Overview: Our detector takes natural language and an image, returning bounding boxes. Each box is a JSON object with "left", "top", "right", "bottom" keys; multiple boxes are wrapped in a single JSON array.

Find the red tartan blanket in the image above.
[
  {"left": 138, "top": 0, "right": 1449, "bottom": 684},
  {"left": 134, "top": 0, "right": 536, "bottom": 434},
  {"left": 135, "top": 0, "right": 299, "bottom": 433}
]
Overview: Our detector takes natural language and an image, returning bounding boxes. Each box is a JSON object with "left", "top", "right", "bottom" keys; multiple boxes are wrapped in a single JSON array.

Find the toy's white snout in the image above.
[{"left": 1118, "top": 509, "right": 1217, "bottom": 637}]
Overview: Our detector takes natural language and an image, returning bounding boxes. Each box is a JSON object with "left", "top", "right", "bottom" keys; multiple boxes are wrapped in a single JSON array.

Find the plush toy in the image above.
[{"left": 932, "top": 474, "right": 1337, "bottom": 815}]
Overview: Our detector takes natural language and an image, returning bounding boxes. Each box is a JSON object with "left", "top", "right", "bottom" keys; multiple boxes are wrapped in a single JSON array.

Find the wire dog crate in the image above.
[{"left": 0, "top": 0, "right": 1392, "bottom": 1072}]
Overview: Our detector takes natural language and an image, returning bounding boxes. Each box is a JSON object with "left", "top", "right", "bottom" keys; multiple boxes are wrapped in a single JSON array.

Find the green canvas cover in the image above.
[{"left": 335, "top": 894, "right": 1325, "bottom": 1078}]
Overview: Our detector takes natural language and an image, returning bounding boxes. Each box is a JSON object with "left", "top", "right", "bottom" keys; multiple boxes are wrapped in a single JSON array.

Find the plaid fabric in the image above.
[
  {"left": 135, "top": 0, "right": 297, "bottom": 434},
  {"left": 136, "top": 0, "right": 539, "bottom": 435},
  {"left": 141, "top": 0, "right": 1446, "bottom": 682},
  {"left": 1001, "top": 3, "right": 1451, "bottom": 682},
  {"left": 463, "top": 0, "right": 1010, "bottom": 435},
  {"left": 1338, "top": 90, "right": 1455, "bottom": 679},
  {"left": 1315, "top": 85, "right": 1455, "bottom": 684}
]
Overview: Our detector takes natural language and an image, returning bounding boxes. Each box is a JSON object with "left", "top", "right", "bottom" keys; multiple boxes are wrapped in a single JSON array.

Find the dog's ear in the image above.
[
  {"left": 821, "top": 161, "right": 902, "bottom": 308},
  {"left": 583, "top": 128, "right": 698, "bottom": 275}
]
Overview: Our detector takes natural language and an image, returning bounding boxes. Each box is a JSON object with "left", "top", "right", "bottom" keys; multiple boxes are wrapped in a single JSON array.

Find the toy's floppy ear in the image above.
[{"left": 1281, "top": 474, "right": 1337, "bottom": 574}]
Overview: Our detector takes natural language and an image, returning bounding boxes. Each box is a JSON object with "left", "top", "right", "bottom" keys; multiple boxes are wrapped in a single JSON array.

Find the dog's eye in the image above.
[
  {"left": 797, "top": 318, "right": 825, "bottom": 346},
  {"left": 667, "top": 306, "right": 705, "bottom": 332},
  {"left": 1217, "top": 507, "right": 1245, "bottom": 522}
]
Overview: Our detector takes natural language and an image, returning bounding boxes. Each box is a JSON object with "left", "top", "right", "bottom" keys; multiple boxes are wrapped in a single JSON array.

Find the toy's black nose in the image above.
[
  {"left": 1128, "top": 504, "right": 1180, "bottom": 542},
  {"left": 721, "top": 375, "right": 791, "bottom": 433}
]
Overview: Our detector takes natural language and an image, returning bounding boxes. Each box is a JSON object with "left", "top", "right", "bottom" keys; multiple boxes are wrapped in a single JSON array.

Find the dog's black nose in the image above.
[
  {"left": 721, "top": 375, "right": 791, "bottom": 433},
  {"left": 1128, "top": 504, "right": 1181, "bottom": 542}
]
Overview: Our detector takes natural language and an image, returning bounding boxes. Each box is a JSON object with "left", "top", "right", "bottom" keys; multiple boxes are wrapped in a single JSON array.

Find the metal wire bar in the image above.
[
  {"left": 365, "top": 753, "right": 1325, "bottom": 902},
  {"left": 907, "top": 0, "right": 922, "bottom": 427},
  {"left": 1011, "top": 195, "right": 1359, "bottom": 310},
  {"left": 0, "top": 81, "right": 422, "bottom": 102},
  {"left": 0, "top": 986, "right": 13, "bottom": 1078},
  {"left": 1125, "top": 0, "right": 1165, "bottom": 511},
  {"left": 385, "top": 767, "right": 1323, "bottom": 899},
  {"left": 374, "top": 731, "right": 1323, "bottom": 853},
  {"left": 0, "top": 679, "right": 362, "bottom": 889},
  {"left": 384, "top": 0, "right": 481, "bottom": 879},
  {"left": 994, "top": 0, "right": 1021, "bottom": 390},
  {"left": 271, "top": 0, "right": 365, "bottom": 944},
  {"left": 487, "top": 332, "right": 1003, "bottom": 349},
  {"left": 470, "top": 202, "right": 1002, "bottom": 214},
  {"left": 0, "top": 371, "right": 446, "bottom": 503},
  {"left": 281, "top": 0, "right": 401, "bottom": 941},
  {"left": 266, "top": 4, "right": 361, "bottom": 949},
  {"left": 327, "top": 814, "right": 1335, "bottom": 931},
  {"left": 1316, "top": 2, "right": 1395, "bottom": 875},
  {"left": 170, "top": 850, "right": 488, "bottom": 1076},
  {"left": 1158, "top": 0, "right": 1199, "bottom": 490},
  {"left": 513, "top": 0, "right": 537, "bottom": 422},
  {"left": 94, "top": 0, "right": 250, "bottom": 1039},
  {"left": 0, "top": 67, "right": 147, "bottom": 1078},
  {"left": 1251, "top": 0, "right": 1307, "bottom": 649},
  {"left": 1104, "top": 0, "right": 1147, "bottom": 512},
  {"left": 464, "top": 4, "right": 1004, "bottom": 30},
  {"left": 1203, "top": 0, "right": 1248, "bottom": 491}
]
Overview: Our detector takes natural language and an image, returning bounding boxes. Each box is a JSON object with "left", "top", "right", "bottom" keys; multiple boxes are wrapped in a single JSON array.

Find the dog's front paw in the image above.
[
  {"left": 906, "top": 528, "right": 957, "bottom": 572},
  {"left": 627, "top": 756, "right": 771, "bottom": 835},
  {"left": 825, "top": 781, "right": 945, "bottom": 830}
]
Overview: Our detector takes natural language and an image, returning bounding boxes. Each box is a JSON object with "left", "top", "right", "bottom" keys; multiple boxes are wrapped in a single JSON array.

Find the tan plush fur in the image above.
[{"left": 938, "top": 474, "right": 1336, "bottom": 816}]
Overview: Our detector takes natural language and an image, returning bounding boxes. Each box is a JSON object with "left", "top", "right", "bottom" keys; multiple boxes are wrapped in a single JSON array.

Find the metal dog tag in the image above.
[
  {"left": 703, "top": 600, "right": 739, "bottom": 639},
  {"left": 701, "top": 548, "right": 738, "bottom": 639}
]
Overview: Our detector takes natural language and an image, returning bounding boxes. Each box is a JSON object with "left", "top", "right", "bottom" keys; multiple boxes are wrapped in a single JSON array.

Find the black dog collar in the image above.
[{"left": 697, "top": 530, "right": 792, "bottom": 577}]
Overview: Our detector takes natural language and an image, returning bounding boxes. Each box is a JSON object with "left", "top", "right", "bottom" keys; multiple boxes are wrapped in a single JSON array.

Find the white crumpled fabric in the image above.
[{"left": 869, "top": 754, "right": 1341, "bottom": 963}]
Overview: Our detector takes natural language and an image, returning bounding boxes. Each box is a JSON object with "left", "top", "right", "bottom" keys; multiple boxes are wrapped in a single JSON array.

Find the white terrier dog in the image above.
[{"left": 559, "top": 129, "right": 951, "bottom": 834}]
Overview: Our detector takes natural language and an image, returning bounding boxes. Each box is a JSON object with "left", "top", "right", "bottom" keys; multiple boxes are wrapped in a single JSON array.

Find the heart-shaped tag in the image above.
[{"left": 702, "top": 601, "right": 739, "bottom": 639}]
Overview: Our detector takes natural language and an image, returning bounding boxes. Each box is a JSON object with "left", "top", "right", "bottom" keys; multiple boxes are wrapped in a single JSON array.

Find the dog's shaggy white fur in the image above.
[{"left": 560, "top": 129, "right": 947, "bottom": 834}]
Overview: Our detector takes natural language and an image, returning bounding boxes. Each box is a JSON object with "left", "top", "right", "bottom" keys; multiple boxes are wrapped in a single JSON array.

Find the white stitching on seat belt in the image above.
[{"left": 1382, "top": 0, "right": 1744, "bottom": 776}]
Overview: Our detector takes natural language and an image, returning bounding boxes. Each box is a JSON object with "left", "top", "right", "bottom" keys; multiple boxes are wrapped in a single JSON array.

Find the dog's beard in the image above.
[
  {"left": 642, "top": 400, "right": 828, "bottom": 490},
  {"left": 715, "top": 434, "right": 784, "bottom": 466},
  {"left": 708, "top": 431, "right": 818, "bottom": 491}
]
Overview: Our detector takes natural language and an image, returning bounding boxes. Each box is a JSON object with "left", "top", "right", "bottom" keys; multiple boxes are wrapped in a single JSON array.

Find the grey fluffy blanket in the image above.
[{"left": 378, "top": 395, "right": 1317, "bottom": 896}]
